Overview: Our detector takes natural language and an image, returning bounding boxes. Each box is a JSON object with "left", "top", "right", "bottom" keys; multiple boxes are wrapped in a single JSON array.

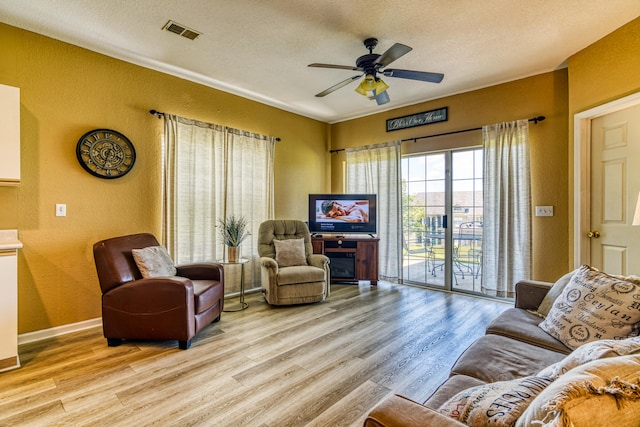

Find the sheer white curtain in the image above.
[
  {"left": 482, "top": 119, "right": 531, "bottom": 297},
  {"left": 162, "top": 114, "right": 275, "bottom": 285},
  {"left": 346, "top": 141, "right": 402, "bottom": 282}
]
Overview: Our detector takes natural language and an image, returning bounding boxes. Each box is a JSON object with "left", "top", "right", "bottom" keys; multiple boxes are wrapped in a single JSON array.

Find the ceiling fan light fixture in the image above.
[
  {"left": 373, "top": 88, "right": 390, "bottom": 105},
  {"left": 355, "top": 75, "right": 389, "bottom": 99},
  {"left": 355, "top": 74, "right": 377, "bottom": 96},
  {"left": 354, "top": 85, "right": 368, "bottom": 96},
  {"left": 374, "top": 78, "right": 389, "bottom": 94}
]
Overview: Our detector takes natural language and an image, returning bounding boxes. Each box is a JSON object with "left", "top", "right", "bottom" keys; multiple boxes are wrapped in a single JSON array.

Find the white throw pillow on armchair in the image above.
[{"left": 131, "top": 245, "right": 177, "bottom": 278}]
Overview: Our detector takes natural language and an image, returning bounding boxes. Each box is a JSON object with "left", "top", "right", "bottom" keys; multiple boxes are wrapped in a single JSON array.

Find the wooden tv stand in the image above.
[{"left": 311, "top": 236, "right": 379, "bottom": 285}]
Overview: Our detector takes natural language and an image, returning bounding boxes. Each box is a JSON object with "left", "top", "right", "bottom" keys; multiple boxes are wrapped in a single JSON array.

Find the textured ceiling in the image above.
[{"left": 1, "top": 0, "right": 639, "bottom": 123}]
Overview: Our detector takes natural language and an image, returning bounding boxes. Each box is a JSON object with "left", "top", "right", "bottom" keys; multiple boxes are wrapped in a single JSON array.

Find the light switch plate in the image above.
[
  {"left": 535, "top": 206, "right": 553, "bottom": 217},
  {"left": 55, "top": 204, "right": 66, "bottom": 217}
]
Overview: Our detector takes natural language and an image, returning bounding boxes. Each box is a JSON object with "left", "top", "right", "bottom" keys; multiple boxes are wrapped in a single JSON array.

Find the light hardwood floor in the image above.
[{"left": 0, "top": 282, "right": 510, "bottom": 426}]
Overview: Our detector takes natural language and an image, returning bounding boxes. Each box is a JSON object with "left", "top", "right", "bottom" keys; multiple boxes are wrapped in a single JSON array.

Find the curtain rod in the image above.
[
  {"left": 329, "top": 115, "right": 545, "bottom": 154},
  {"left": 149, "top": 110, "right": 281, "bottom": 141}
]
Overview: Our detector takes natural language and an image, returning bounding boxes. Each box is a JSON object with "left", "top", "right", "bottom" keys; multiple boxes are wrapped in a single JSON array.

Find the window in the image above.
[{"left": 163, "top": 115, "right": 275, "bottom": 288}]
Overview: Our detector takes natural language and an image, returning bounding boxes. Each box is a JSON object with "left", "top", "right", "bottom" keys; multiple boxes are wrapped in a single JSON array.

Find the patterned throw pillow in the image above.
[
  {"left": 538, "top": 336, "right": 640, "bottom": 379},
  {"left": 438, "top": 376, "right": 554, "bottom": 426},
  {"left": 535, "top": 269, "right": 577, "bottom": 317},
  {"left": 131, "top": 245, "right": 177, "bottom": 278},
  {"left": 538, "top": 265, "right": 640, "bottom": 350},
  {"left": 273, "top": 238, "right": 307, "bottom": 267}
]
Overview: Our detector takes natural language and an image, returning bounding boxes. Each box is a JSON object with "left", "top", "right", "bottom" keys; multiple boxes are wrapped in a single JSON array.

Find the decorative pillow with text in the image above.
[
  {"left": 538, "top": 265, "right": 640, "bottom": 350},
  {"left": 438, "top": 375, "right": 554, "bottom": 426},
  {"left": 535, "top": 269, "right": 577, "bottom": 317}
]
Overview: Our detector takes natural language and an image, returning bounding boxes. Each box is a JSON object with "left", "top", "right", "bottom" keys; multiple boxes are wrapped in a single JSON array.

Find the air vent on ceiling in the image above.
[{"left": 162, "top": 20, "right": 202, "bottom": 40}]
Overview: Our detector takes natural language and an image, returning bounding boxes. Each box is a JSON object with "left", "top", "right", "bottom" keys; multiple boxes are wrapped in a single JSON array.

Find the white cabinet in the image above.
[
  {"left": 0, "top": 84, "right": 20, "bottom": 186},
  {"left": 0, "top": 230, "right": 22, "bottom": 372}
]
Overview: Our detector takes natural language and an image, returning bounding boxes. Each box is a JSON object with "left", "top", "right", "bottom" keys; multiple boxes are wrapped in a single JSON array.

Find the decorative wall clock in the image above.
[{"left": 76, "top": 129, "right": 136, "bottom": 179}]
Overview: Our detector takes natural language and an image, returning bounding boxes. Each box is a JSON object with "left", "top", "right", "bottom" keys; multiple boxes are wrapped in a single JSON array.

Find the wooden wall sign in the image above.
[{"left": 386, "top": 107, "right": 448, "bottom": 132}]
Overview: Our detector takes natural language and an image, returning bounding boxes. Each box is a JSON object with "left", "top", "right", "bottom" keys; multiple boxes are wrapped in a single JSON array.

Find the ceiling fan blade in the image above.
[
  {"left": 315, "top": 75, "right": 362, "bottom": 97},
  {"left": 308, "top": 63, "right": 360, "bottom": 71},
  {"left": 374, "top": 43, "right": 412, "bottom": 68},
  {"left": 382, "top": 68, "right": 444, "bottom": 83}
]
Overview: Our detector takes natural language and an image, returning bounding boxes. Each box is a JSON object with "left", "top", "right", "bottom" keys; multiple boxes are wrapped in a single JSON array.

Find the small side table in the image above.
[{"left": 220, "top": 258, "right": 249, "bottom": 312}]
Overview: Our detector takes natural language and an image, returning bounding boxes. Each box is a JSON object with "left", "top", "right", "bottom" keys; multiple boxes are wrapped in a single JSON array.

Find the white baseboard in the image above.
[
  {"left": 18, "top": 288, "right": 264, "bottom": 346},
  {"left": 18, "top": 318, "right": 103, "bottom": 345}
]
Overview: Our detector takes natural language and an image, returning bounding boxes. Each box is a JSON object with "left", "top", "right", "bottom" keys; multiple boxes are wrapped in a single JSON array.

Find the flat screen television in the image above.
[{"left": 308, "top": 194, "right": 377, "bottom": 235}]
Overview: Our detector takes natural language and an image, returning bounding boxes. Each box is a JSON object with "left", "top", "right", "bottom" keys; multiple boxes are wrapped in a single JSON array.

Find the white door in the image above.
[{"left": 590, "top": 104, "right": 640, "bottom": 275}]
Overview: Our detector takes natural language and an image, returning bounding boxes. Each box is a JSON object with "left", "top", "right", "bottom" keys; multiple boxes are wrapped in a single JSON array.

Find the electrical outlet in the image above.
[
  {"left": 535, "top": 206, "right": 553, "bottom": 217},
  {"left": 55, "top": 204, "right": 66, "bottom": 217}
]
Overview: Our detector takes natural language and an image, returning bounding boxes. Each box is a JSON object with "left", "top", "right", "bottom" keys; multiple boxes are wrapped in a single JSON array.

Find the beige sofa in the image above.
[{"left": 364, "top": 278, "right": 640, "bottom": 426}]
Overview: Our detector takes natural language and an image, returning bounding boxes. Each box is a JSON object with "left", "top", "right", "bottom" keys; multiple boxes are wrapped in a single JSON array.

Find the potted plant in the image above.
[{"left": 218, "top": 215, "right": 248, "bottom": 262}]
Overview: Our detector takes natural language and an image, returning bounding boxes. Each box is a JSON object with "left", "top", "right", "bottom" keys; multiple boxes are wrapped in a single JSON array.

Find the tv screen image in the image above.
[
  {"left": 308, "top": 194, "right": 377, "bottom": 235},
  {"left": 315, "top": 199, "right": 369, "bottom": 223}
]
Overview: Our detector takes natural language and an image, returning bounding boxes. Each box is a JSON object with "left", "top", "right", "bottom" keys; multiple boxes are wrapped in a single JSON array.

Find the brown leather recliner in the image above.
[{"left": 93, "top": 233, "right": 224, "bottom": 350}]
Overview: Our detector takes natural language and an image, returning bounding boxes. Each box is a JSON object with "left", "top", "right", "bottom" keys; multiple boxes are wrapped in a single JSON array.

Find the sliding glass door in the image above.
[
  {"left": 402, "top": 148, "right": 483, "bottom": 293},
  {"left": 403, "top": 153, "right": 447, "bottom": 286},
  {"left": 451, "top": 149, "right": 483, "bottom": 292}
]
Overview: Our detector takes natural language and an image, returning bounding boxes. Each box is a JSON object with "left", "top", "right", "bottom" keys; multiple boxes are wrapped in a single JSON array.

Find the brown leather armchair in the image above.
[{"left": 93, "top": 233, "right": 224, "bottom": 349}]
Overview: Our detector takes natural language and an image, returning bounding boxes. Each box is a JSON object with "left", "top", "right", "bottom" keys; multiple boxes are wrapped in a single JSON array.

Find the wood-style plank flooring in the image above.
[{"left": 0, "top": 282, "right": 510, "bottom": 426}]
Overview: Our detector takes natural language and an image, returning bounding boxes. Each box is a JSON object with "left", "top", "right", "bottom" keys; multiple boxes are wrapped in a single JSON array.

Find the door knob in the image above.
[{"left": 587, "top": 231, "right": 601, "bottom": 238}]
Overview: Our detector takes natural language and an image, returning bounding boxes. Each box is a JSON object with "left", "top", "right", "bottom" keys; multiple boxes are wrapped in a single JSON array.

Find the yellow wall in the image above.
[
  {"left": 331, "top": 71, "right": 570, "bottom": 282},
  {"left": 0, "top": 23, "right": 328, "bottom": 333},
  {"left": 568, "top": 17, "right": 640, "bottom": 114},
  {"left": 2, "top": 16, "right": 638, "bottom": 334},
  {"left": 566, "top": 17, "right": 640, "bottom": 258}
]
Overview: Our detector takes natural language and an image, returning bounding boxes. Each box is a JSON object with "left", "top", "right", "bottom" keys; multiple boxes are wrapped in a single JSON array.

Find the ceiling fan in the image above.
[{"left": 308, "top": 37, "right": 444, "bottom": 105}]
